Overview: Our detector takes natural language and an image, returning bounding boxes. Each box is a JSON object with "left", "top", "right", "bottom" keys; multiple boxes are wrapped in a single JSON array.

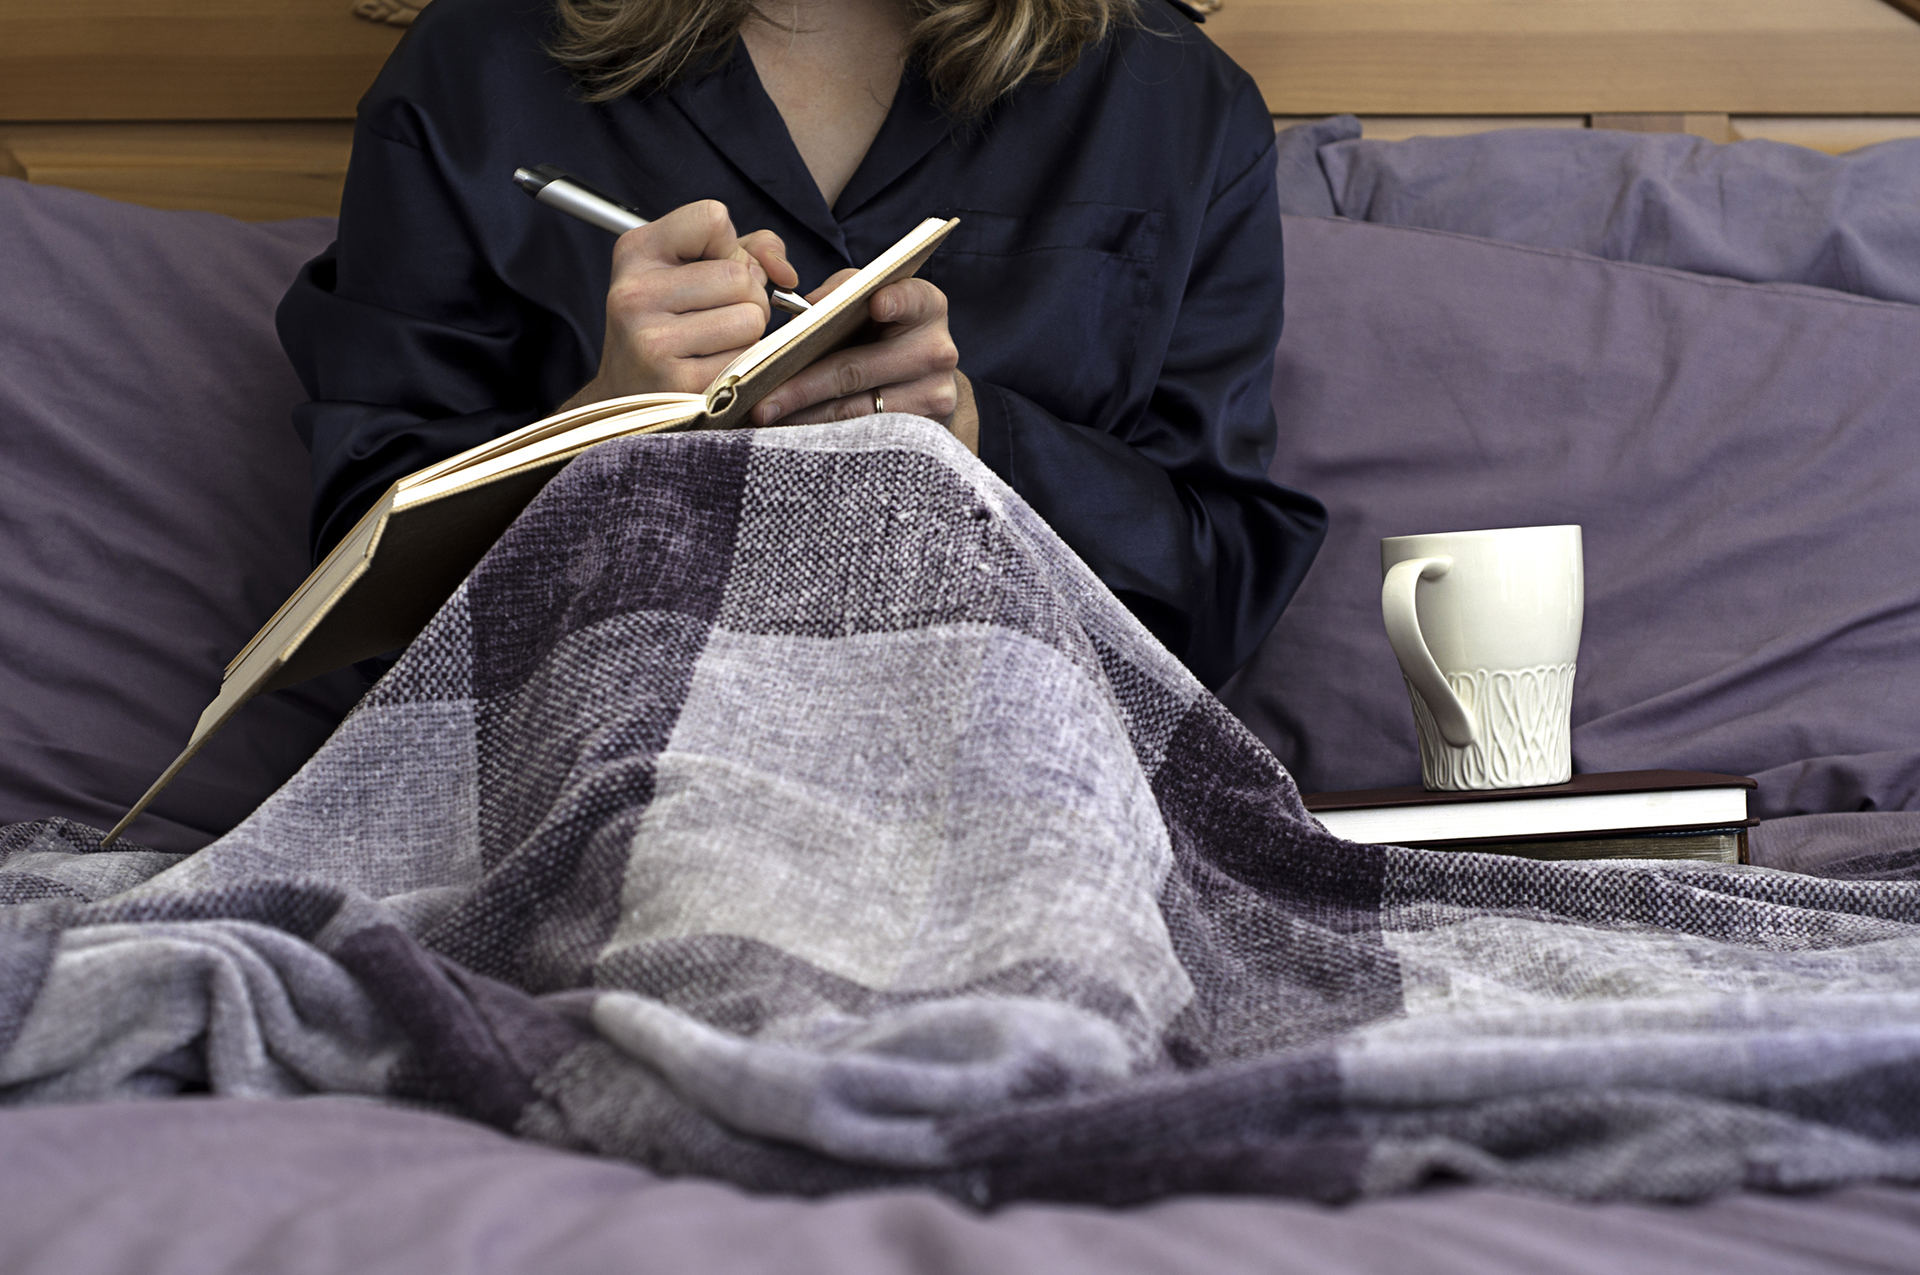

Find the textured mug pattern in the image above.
[{"left": 1407, "top": 663, "right": 1576, "bottom": 791}]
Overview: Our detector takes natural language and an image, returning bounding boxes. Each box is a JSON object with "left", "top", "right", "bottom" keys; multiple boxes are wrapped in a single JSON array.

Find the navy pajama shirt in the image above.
[{"left": 276, "top": 0, "right": 1326, "bottom": 687}]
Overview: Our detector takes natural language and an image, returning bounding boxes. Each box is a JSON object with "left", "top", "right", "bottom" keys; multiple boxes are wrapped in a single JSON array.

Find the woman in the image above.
[{"left": 278, "top": 0, "right": 1325, "bottom": 687}]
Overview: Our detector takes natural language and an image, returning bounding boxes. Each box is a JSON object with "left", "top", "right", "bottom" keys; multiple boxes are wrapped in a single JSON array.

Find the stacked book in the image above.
[{"left": 1303, "top": 770, "right": 1756, "bottom": 863}]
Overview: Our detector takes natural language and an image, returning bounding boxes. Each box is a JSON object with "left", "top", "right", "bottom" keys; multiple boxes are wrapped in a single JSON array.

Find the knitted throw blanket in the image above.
[{"left": 4, "top": 417, "right": 1920, "bottom": 1205}]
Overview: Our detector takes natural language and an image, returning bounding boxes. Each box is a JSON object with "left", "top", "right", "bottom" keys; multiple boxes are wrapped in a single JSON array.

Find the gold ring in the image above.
[{"left": 872, "top": 390, "right": 884, "bottom": 414}]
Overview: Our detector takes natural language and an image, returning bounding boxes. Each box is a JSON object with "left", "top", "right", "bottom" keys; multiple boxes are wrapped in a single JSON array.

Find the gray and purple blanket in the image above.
[{"left": 4, "top": 417, "right": 1920, "bottom": 1205}]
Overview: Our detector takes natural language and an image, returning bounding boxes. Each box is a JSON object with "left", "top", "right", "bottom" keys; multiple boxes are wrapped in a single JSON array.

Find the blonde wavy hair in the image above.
[{"left": 549, "top": 0, "right": 1147, "bottom": 118}]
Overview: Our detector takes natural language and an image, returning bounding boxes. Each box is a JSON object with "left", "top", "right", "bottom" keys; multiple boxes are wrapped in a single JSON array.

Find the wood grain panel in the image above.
[
  {"left": 1, "top": 123, "right": 353, "bottom": 219},
  {"left": 1272, "top": 116, "right": 1588, "bottom": 140},
  {"left": 1731, "top": 116, "right": 1920, "bottom": 152},
  {"left": 1209, "top": 0, "right": 1920, "bottom": 116},
  {"left": 0, "top": 0, "right": 402, "bottom": 121},
  {"left": 1591, "top": 113, "right": 1733, "bottom": 142},
  {"left": 11, "top": 0, "right": 1920, "bottom": 123}
]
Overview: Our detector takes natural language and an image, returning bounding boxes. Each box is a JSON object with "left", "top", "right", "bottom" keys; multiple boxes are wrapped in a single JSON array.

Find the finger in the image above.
[
  {"left": 608, "top": 202, "right": 768, "bottom": 319},
  {"left": 756, "top": 339, "right": 959, "bottom": 424},
  {"left": 676, "top": 348, "right": 768, "bottom": 392},
  {"left": 771, "top": 371, "right": 959, "bottom": 428},
  {"left": 868, "top": 277, "right": 948, "bottom": 326},
  {"left": 724, "top": 243, "right": 772, "bottom": 297},
  {"left": 751, "top": 325, "right": 958, "bottom": 425},
  {"left": 622, "top": 257, "right": 770, "bottom": 317},
  {"left": 613, "top": 199, "right": 742, "bottom": 270},
  {"left": 628, "top": 345, "right": 769, "bottom": 397},
  {"left": 748, "top": 347, "right": 880, "bottom": 425},
  {"left": 737, "top": 229, "right": 799, "bottom": 290},
  {"left": 805, "top": 268, "right": 860, "bottom": 307},
  {"left": 615, "top": 301, "right": 769, "bottom": 382},
  {"left": 766, "top": 393, "right": 872, "bottom": 428}
]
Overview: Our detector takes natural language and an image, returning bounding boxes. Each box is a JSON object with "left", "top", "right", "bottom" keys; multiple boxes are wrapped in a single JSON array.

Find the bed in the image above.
[{"left": 4, "top": 4, "right": 1920, "bottom": 1273}]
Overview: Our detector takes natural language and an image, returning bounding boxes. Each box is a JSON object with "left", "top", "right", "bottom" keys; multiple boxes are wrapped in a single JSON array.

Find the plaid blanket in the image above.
[{"left": 5, "top": 417, "right": 1920, "bottom": 1205}]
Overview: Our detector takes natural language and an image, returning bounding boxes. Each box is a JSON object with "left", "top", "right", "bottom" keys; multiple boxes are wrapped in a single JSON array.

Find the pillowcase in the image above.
[
  {"left": 1273, "top": 115, "right": 1360, "bottom": 218},
  {"left": 1222, "top": 215, "right": 1920, "bottom": 819},
  {"left": 0, "top": 180, "right": 363, "bottom": 852},
  {"left": 1316, "top": 127, "right": 1920, "bottom": 306}
]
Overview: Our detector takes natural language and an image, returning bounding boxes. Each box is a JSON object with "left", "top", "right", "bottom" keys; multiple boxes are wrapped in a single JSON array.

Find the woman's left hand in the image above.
[{"left": 749, "top": 273, "right": 979, "bottom": 453}]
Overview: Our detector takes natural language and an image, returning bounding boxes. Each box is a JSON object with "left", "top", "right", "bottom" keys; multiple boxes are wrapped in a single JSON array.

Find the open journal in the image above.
[{"left": 104, "top": 215, "right": 960, "bottom": 843}]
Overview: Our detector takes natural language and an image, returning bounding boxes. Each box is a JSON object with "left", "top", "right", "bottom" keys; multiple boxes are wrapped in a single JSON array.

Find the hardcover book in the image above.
[
  {"left": 107, "top": 216, "right": 959, "bottom": 841},
  {"left": 1303, "top": 770, "right": 1757, "bottom": 864}
]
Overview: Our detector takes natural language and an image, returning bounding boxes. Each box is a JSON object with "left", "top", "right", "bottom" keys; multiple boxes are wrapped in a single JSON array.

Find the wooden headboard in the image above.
[
  {"left": 0, "top": 0, "right": 399, "bottom": 219},
  {"left": 4, "top": 0, "right": 1919, "bottom": 219}
]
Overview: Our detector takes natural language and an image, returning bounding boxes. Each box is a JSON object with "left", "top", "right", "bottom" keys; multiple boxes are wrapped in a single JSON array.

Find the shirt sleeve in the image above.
[
  {"left": 969, "top": 132, "right": 1326, "bottom": 689},
  {"left": 276, "top": 124, "right": 596, "bottom": 560}
]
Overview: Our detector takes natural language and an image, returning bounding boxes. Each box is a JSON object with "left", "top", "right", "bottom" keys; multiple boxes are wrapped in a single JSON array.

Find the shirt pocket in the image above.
[{"left": 922, "top": 202, "right": 1164, "bottom": 424}]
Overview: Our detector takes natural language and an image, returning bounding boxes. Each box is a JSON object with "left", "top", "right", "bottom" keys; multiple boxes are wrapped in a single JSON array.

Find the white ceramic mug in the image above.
[{"left": 1380, "top": 525, "right": 1584, "bottom": 791}]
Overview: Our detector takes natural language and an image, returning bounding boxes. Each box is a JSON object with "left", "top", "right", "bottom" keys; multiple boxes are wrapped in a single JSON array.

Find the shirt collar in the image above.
[
  {"left": 669, "top": 39, "right": 956, "bottom": 263},
  {"left": 830, "top": 58, "right": 954, "bottom": 224}
]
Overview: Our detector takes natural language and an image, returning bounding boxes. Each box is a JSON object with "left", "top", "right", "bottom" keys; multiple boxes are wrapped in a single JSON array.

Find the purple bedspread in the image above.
[{"left": 3, "top": 1097, "right": 1917, "bottom": 1275}]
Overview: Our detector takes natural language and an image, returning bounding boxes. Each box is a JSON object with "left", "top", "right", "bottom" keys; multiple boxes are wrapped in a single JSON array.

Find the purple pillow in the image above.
[
  {"left": 1223, "top": 216, "right": 1920, "bottom": 818},
  {"left": 0, "top": 180, "right": 363, "bottom": 852},
  {"left": 1317, "top": 128, "right": 1920, "bottom": 307},
  {"left": 1274, "top": 115, "right": 1359, "bottom": 217}
]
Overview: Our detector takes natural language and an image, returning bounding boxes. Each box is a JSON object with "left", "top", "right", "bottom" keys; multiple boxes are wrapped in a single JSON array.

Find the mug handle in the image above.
[{"left": 1381, "top": 556, "right": 1478, "bottom": 748}]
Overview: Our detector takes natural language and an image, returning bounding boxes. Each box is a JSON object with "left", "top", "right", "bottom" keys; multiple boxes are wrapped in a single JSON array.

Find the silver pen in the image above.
[{"left": 513, "top": 165, "right": 811, "bottom": 315}]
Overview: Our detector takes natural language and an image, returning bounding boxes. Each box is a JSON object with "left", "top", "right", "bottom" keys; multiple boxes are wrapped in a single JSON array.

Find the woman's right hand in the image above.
[{"left": 562, "top": 200, "right": 799, "bottom": 411}]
